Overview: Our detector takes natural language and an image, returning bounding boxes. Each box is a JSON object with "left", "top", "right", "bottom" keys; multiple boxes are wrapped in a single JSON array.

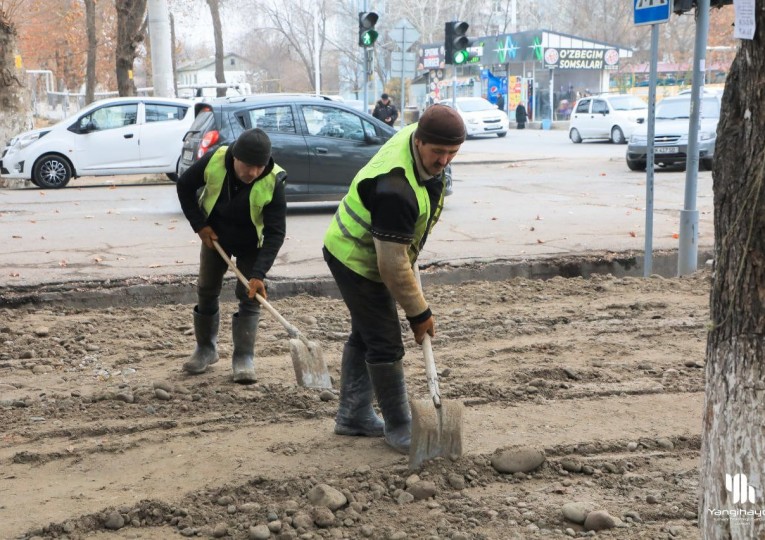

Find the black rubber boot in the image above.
[
  {"left": 231, "top": 312, "right": 258, "bottom": 384},
  {"left": 183, "top": 307, "right": 219, "bottom": 374},
  {"left": 334, "top": 344, "right": 384, "bottom": 437},
  {"left": 367, "top": 360, "right": 411, "bottom": 454}
]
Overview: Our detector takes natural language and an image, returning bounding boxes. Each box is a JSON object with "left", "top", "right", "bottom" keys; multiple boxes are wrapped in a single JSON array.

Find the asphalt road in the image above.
[{"left": 0, "top": 129, "right": 714, "bottom": 288}]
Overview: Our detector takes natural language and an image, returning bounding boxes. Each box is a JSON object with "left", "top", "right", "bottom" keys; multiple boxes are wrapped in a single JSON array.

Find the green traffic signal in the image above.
[
  {"left": 361, "top": 29, "right": 379, "bottom": 46},
  {"left": 453, "top": 49, "right": 469, "bottom": 65}
]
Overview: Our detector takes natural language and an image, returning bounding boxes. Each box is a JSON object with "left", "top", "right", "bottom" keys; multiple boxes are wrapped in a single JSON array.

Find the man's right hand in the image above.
[
  {"left": 197, "top": 226, "right": 218, "bottom": 248},
  {"left": 411, "top": 316, "right": 435, "bottom": 344}
]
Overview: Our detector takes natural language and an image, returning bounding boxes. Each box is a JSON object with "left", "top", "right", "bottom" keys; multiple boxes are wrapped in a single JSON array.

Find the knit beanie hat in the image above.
[
  {"left": 414, "top": 105, "right": 466, "bottom": 146},
  {"left": 231, "top": 128, "right": 271, "bottom": 166}
]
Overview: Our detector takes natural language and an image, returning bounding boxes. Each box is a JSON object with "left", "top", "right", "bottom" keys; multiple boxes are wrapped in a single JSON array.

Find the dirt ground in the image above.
[{"left": 0, "top": 267, "right": 710, "bottom": 540}]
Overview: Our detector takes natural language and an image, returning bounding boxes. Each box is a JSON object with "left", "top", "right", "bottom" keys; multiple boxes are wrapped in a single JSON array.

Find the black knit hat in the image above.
[
  {"left": 231, "top": 128, "right": 271, "bottom": 166},
  {"left": 415, "top": 104, "right": 466, "bottom": 146}
]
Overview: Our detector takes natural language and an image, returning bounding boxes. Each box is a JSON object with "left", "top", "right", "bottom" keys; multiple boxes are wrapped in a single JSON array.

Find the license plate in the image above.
[
  {"left": 655, "top": 146, "right": 678, "bottom": 154},
  {"left": 183, "top": 150, "right": 193, "bottom": 161},
  {"left": 485, "top": 125, "right": 501, "bottom": 130}
]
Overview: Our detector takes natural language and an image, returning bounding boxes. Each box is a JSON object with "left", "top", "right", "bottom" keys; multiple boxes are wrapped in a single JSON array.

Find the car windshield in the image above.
[
  {"left": 457, "top": 99, "right": 495, "bottom": 112},
  {"left": 656, "top": 97, "right": 720, "bottom": 120},
  {"left": 608, "top": 96, "right": 647, "bottom": 111}
]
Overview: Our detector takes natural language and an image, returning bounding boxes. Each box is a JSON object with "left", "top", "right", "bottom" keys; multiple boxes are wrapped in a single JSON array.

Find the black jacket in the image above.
[{"left": 373, "top": 100, "right": 398, "bottom": 126}]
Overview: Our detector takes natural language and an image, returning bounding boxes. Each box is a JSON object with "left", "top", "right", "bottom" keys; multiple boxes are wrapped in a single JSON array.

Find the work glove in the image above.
[
  {"left": 410, "top": 315, "right": 435, "bottom": 345},
  {"left": 247, "top": 278, "right": 267, "bottom": 300},
  {"left": 197, "top": 226, "right": 218, "bottom": 249}
]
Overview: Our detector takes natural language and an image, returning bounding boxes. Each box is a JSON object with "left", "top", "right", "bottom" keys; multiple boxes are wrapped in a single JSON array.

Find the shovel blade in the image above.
[
  {"left": 289, "top": 338, "right": 332, "bottom": 389},
  {"left": 409, "top": 399, "right": 464, "bottom": 470}
]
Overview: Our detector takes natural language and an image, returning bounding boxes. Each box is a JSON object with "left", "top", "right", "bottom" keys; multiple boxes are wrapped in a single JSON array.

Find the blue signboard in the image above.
[{"left": 634, "top": 0, "right": 671, "bottom": 26}]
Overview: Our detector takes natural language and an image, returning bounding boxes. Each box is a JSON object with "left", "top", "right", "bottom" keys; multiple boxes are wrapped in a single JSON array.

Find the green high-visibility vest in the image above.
[
  {"left": 199, "top": 146, "right": 285, "bottom": 248},
  {"left": 323, "top": 124, "right": 445, "bottom": 282}
]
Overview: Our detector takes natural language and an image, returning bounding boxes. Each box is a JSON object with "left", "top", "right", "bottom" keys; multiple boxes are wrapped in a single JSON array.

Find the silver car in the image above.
[{"left": 626, "top": 92, "right": 722, "bottom": 171}]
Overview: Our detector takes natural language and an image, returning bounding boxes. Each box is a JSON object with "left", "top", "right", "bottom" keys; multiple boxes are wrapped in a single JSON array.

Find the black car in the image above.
[{"left": 178, "top": 94, "right": 452, "bottom": 201}]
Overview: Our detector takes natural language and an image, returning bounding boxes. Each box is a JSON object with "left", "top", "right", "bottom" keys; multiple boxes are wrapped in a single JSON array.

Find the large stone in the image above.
[
  {"left": 584, "top": 510, "right": 617, "bottom": 531},
  {"left": 312, "top": 506, "right": 336, "bottom": 528},
  {"left": 491, "top": 447, "right": 546, "bottom": 474},
  {"left": 407, "top": 480, "right": 437, "bottom": 500},
  {"left": 248, "top": 524, "right": 271, "bottom": 540},
  {"left": 307, "top": 483, "right": 347, "bottom": 510},
  {"left": 561, "top": 502, "right": 595, "bottom": 524}
]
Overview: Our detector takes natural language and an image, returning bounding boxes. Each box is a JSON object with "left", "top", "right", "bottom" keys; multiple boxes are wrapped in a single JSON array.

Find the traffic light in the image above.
[
  {"left": 674, "top": 0, "right": 732, "bottom": 14},
  {"left": 444, "top": 21, "right": 472, "bottom": 65},
  {"left": 358, "top": 12, "right": 379, "bottom": 47}
]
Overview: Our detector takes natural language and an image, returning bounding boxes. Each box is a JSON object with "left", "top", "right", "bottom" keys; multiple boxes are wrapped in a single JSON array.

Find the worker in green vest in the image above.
[
  {"left": 323, "top": 105, "right": 466, "bottom": 453},
  {"left": 177, "top": 128, "right": 287, "bottom": 384}
]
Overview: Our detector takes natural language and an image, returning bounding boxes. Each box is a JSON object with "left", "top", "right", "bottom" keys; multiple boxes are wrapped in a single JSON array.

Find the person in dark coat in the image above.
[
  {"left": 495, "top": 94, "right": 505, "bottom": 113},
  {"left": 373, "top": 93, "right": 399, "bottom": 127},
  {"left": 515, "top": 103, "right": 528, "bottom": 129}
]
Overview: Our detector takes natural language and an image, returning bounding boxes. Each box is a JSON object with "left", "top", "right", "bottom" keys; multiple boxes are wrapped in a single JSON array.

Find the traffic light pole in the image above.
[{"left": 678, "top": 0, "right": 709, "bottom": 276}]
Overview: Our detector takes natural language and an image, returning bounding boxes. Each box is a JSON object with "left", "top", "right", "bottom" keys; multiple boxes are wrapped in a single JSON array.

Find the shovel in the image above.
[
  {"left": 409, "top": 265, "right": 464, "bottom": 470},
  {"left": 212, "top": 240, "right": 332, "bottom": 389}
]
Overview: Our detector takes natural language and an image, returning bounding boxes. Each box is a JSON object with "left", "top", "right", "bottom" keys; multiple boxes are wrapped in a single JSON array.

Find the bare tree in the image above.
[
  {"left": 0, "top": 5, "right": 31, "bottom": 145},
  {"left": 699, "top": 3, "right": 765, "bottom": 538},
  {"left": 115, "top": 0, "right": 147, "bottom": 96},
  {"left": 84, "top": 0, "right": 96, "bottom": 103},
  {"left": 206, "top": 0, "right": 226, "bottom": 96}
]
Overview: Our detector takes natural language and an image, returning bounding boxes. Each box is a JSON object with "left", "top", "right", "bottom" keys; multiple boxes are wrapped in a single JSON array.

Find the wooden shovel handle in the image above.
[
  {"left": 413, "top": 265, "right": 442, "bottom": 408},
  {"left": 212, "top": 240, "right": 304, "bottom": 341}
]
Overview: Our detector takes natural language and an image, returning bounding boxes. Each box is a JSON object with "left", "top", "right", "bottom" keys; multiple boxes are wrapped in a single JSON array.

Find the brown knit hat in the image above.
[
  {"left": 231, "top": 128, "right": 271, "bottom": 166},
  {"left": 415, "top": 104, "right": 466, "bottom": 146}
]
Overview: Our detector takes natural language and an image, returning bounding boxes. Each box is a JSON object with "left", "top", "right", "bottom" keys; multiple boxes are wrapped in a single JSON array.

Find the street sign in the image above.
[
  {"left": 391, "top": 51, "right": 416, "bottom": 78},
  {"left": 634, "top": 0, "right": 671, "bottom": 26},
  {"left": 389, "top": 19, "right": 420, "bottom": 49}
]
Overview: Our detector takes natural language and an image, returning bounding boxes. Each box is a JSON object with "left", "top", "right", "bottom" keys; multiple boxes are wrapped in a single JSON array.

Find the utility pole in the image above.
[{"left": 147, "top": 0, "right": 174, "bottom": 97}]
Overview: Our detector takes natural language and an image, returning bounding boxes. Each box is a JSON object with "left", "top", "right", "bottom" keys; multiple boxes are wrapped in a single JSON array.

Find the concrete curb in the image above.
[{"left": 0, "top": 249, "right": 713, "bottom": 310}]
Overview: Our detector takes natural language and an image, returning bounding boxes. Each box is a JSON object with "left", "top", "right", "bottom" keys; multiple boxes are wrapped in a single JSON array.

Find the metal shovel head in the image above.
[
  {"left": 289, "top": 338, "right": 332, "bottom": 389},
  {"left": 409, "top": 399, "right": 464, "bottom": 470}
]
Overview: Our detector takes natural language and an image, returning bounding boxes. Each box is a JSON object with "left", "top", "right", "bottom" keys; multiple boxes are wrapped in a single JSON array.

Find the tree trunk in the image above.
[
  {"left": 206, "top": 0, "right": 226, "bottom": 97},
  {"left": 115, "top": 0, "right": 147, "bottom": 97},
  {"left": 0, "top": 9, "right": 31, "bottom": 149},
  {"left": 85, "top": 0, "right": 97, "bottom": 104},
  {"left": 699, "top": 2, "right": 765, "bottom": 539}
]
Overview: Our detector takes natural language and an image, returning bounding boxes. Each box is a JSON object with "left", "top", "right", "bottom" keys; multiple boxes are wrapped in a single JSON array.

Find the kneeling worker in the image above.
[
  {"left": 323, "top": 105, "right": 466, "bottom": 453},
  {"left": 177, "top": 128, "right": 287, "bottom": 384}
]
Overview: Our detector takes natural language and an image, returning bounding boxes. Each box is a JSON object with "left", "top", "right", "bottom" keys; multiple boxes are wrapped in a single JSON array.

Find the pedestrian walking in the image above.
[
  {"left": 177, "top": 129, "right": 287, "bottom": 384},
  {"left": 515, "top": 103, "right": 528, "bottom": 129},
  {"left": 373, "top": 93, "right": 399, "bottom": 127},
  {"left": 322, "top": 105, "right": 466, "bottom": 453}
]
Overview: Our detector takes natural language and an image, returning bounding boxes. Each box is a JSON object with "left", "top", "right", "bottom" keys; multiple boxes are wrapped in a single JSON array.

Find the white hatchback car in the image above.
[
  {"left": 439, "top": 97, "right": 509, "bottom": 138},
  {"left": 568, "top": 94, "right": 647, "bottom": 144},
  {"left": 1, "top": 96, "right": 194, "bottom": 188}
]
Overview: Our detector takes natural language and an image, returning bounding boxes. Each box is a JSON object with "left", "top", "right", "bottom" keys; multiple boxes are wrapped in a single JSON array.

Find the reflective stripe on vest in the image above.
[
  {"left": 199, "top": 146, "right": 284, "bottom": 248},
  {"left": 323, "top": 124, "right": 445, "bottom": 282}
]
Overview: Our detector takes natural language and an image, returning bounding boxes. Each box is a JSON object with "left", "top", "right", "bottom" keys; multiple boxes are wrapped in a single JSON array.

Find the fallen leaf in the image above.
[
  {"left": 149, "top": 264, "right": 162, "bottom": 268},
  {"left": 12, "top": 235, "right": 22, "bottom": 239},
  {"left": 535, "top": 214, "right": 543, "bottom": 220},
  {"left": 38, "top": 191, "right": 45, "bottom": 196},
  {"left": 93, "top": 257, "right": 103, "bottom": 263},
  {"left": 175, "top": 260, "right": 184, "bottom": 263},
  {"left": 672, "top": 233, "right": 679, "bottom": 239},
  {"left": 59, "top": 260, "right": 68, "bottom": 267},
  {"left": 529, "top": 226, "right": 535, "bottom": 232},
  {"left": 9, "top": 272, "right": 20, "bottom": 277},
  {"left": 537, "top": 239, "right": 544, "bottom": 244},
  {"left": 29, "top": 220, "right": 36, "bottom": 224},
  {"left": 117, "top": 257, "right": 126, "bottom": 261},
  {"left": 600, "top": 172, "right": 606, "bottom": 176},
  {"left": 629, "top": 231, "right": 637, "bottom": 238},
  {"left": 168, "top": 226, "right": 176, "bottom": 230},
  {"left": 109, "top": 185, "right": 117, "bottom": 190},
  {"left": 491, "top": 217, "right": 497, "bottom": 221}
]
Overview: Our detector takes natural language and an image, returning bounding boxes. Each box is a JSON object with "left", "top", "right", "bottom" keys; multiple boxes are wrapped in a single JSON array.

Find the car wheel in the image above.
[
  {"left": 496, "top": 132, "right": 507, "bottom": 138},
  {"left": 611, "top": 126, "right": 626, "bottom": 144},
  {"left": 569, "top": 128, "right": 582, "bottom": 143},
  {"left": 701, "top": 157, "right": 714, "bottom": 171},
  {"left": 626, "top": 158, "right": 646, "bottom": 172},
  {"left": 33, "top": 154, "right": 73, "bottom": 189}
]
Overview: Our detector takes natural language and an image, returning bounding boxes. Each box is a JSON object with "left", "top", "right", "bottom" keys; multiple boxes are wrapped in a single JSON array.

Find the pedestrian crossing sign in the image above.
[{"left": 634, "top": 0, "right": 671, "bottom": 26}]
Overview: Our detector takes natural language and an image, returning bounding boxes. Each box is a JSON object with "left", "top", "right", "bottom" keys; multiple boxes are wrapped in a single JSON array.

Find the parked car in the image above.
[
  {"left": 626, "top": 91, "right": 722, "bottom": 171},
  {"left": 1, "top": 96, "right": 194, "bottom": 188},
  {"left": 438, "top": 97, "right": 509, "bottom": 138},
  {"left": 568, "top": 94, "right": 647, "bottom": 144},
  {"left": 178, "top": 93, "right": 453, "bottom": 201}
]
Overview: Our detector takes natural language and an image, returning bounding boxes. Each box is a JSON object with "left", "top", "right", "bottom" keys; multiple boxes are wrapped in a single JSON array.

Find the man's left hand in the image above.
[{"left": 247, "top": 278, "right": 267, "bottom": 300}]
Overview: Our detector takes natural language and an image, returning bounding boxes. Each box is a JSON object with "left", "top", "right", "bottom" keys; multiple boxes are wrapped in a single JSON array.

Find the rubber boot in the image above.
[
  {"left": 367, "top": 360, "right": 411, "bottom": 454},
  {"left": 231, "top": 312, "right": 258, "bottom": 384},
  {"left": 182, "top": 307, "right": 219, "bottom": 374},
  {"left": 334, "top": 344, "right": 384, "bottom": 437}
]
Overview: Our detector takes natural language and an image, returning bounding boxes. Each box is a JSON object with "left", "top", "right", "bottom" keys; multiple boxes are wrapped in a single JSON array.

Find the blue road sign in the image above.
[{"left": 634, "top": 0, "right": 671, "bottom": 26}]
